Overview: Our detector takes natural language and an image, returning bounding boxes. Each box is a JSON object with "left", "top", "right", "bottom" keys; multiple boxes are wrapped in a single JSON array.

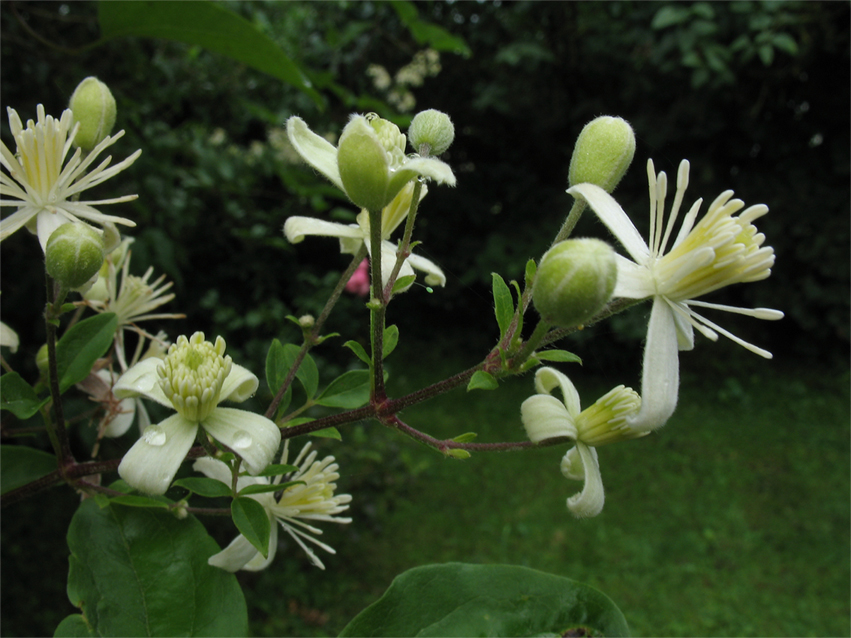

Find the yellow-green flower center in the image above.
[
  {"left": 577, "top": 385, "right": 644, "bottom": 446},
  {"left": 11, "top": 106, "right": 76, "bottom": 203},
  {"left": 158, "top": 332, "right": 231, "bottom": 422}
]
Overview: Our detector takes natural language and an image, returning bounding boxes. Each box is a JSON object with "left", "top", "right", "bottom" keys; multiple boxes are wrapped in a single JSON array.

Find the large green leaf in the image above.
[
  {"left": 316, "top": 369, "right": 371, "bottom": 408},
  {"left": 97, "top": 1, "right": 323, "bottom": 107},
  {"left": 0, "top": 372, "right": 48, "bottom": 419},
  {"left": 0, "top": 445, "right": 57, "bottom": 495},
  {"left": 339, "top": 563, "right": 630, "bottom": 637},
  {"left": 58, "top": 499, "right": 247, "bottom": 637},
  {"left": 55, "top": 313, "right": 118, "bottom": 393}
]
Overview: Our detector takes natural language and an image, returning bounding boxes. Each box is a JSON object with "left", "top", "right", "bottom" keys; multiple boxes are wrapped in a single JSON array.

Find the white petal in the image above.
[
  {"left": 192, "top": 456, "right": 269, "bottom": 493},
  {"left": 533, "top": 367, "right": 581, "bottom": 417},
  {"left": 390, "top": 157, "right": 456, "bottom": 189},
  {"left": 561, "top": 443, "right": 604, "bottom": 518},
  {"left": 208, "top": 523, "right": 276, "bottom": 573},
  {"left": 241, "top": 523, "right": 279, "bottom": 571},
  {"left": 0, "top": 206, "right": 37, "bottom": 241},
  {"left": 628, "top": 296, "right": 679, "bottom": 431},
  {"left": 567, "top": 183, "right": 650, "bottom": 264},
  {"left": 612, "top": 255, "right": 655, "bottom": 299},
  {"left": 521, "top": 394, "right": 578, "bottom": 443},
  {"left": 0, "top": 321, "right": 20, "bottom": 352},
  {"left": 283, "top": 216, "right": 363, "bottom": 244},
  {"left": 286, "top": 116, "right": 344, "bottom": 192},
  {"left": 220, "top": 363, "right": 259, "bottom": 403},
  {"left": 114, "top": 358, "right": 172, "bottom": 408},
  {"left": 202, "top": 407, "right": 281, "bottom": 475},
  {"left": 405, "top": 250, "right": 447, "bottom": 287},
  {"left": 118, "top": 413, "right": 198, "bottom": 495}
]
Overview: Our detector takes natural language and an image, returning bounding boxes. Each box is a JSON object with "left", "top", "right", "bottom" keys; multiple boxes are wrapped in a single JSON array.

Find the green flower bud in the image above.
[
  {"left": 366, "top": 114, "right": 407, "bottom": 167},
  {"left": 568, "top": 116, "right": 635, "bottom": 193},
  {"left": 45, "top": 223, "right": 106, "bottom": 291},
  {"left": 35, "top": 343, "right": 49, "bottom": 378},
  {"left": 69, "top": 76, "right": 117, "bottom": 151},
  {"left": 408, "top": 109, "right": 454, "bottom": 156},
  {"left": 337, "top": 116, "right": 398, "bottom": 212},
  {"left": 533, "top": 238, "right": 617, "bottom": 328}
]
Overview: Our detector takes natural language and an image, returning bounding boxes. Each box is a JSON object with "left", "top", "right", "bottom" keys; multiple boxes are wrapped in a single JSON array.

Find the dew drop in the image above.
[
  {"left": 232, "top": 430, "right": 252, "bottom": 449},
  {"left": 144, "top": 425, "right": 167, "bottom": 447}
]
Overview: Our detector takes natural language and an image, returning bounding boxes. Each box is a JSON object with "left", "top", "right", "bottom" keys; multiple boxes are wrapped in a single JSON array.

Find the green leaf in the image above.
[
  {"left": 524, "top": 258, "right": 537, "bottom": 289},
  {"left": 0, "top": 372, "right": 48, "bottom": 419},
  {"left": 97, "top": 1, "right": 323, "bottom": 107},
  {"left": 344, "top": 340, "right": 371, "bottom": 365},
  {"left": 174, "top": 477, "right": 233, "bottom": 497},
  {"left": 339, "top": 563, "right": 630, "bottom": 637},
  {"left": 310, "top": 427, "right": 342, "bottom": 440},
  {"left": 265, "top": 339, "right": 292, "bottom": 415},
  {"left": 491, "top": 273, "right": 514, "bottom": 340},
  {"left": 108, "top": 495, "right": 170, "bottom": 509},
  {"left": 265, "top": 339, "right": 318, "bottom": 402},
  {"left": 383, "top": 324, "right": 400, "bottom": 358},
  {"left": 0, "top": 445, "right": 57, "bottom": 495},
  {"left": 388, "top": 0, "right": 471, "bottom": 56},
  {"left": 451, "top": 432, "right": 478, "bottom": 443},
  {"left": 231, "top": 496, "right": 270, "bottom": 558},
  {"left": 651, "top": 5, "right": 690, "bottom": 29},
  {"left": 445, "top": 449, "right": 471, "bottom": 459},
  {"left": 391, "top": 275, "right": 416, "bottom": 295},
  {"left": 254, "top": 463, "right": 299, "bottom": 478},
  {"left": 467, "top": 370, "right": 499, "bottom": 392},
  {"left": 55, "top": 313, "right": 118, "bottom": 393},
  {"left": 772, "top": 32, "right": 799, "bottom": 56},
  {"left": 238, "top": 480, "right": 303, "bottom": 496},
  {"left": 54, "top": 614, "right": 95, "bottom": 637},
  {"left": 316, "top": 370, "right": 371, "bottom": 408},
  {"left": 62, "top": 500, "right": 247, "bottom": 636},
  {"left": 285, "top": 343, "right": 319, "bottom": 399},
  {"left": 535, "top": 350, "right": 583, "bottom": 364}
]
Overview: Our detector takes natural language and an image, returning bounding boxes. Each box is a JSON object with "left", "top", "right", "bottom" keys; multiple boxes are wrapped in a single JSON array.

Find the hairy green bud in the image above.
[
  {"left": 568, "top": 116, "right": 635, "bottom": 193},
  {"left": 69, "top": 76, "right": 117, "bottom": 152},
  {"left": 35, "top": 343, "right": 49, "bottom": 378},
  {"left": 408, "top": 109, "right": 455, "bottom": 156},
  {"left": 533, "top": 238, "right": 617, "bottom": 328},
  {"left": 45, "top": 223, "right": 105, "bottom": 291}
]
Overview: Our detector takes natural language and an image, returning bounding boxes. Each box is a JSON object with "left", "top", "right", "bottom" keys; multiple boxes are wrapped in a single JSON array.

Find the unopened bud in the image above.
[
  {"left": 533, "top": 239, "right": 617, "bottom": 328},
  {"left": 45, "top": 223, "right": 105, "bottom": 291},
  {"left": 298, "top": 315, "right": 315, "bottom": 329},
  {"left": 408, "top": 109, "right": 454, "bottom": 156},
  {"left": 337, "top": 115, "right": 395, "bottom": 212},
  {"left": 568, "top": 116, "right": 635, "bottom": 193},
  {"left": 69, "top": 77, "right": 117, "bottom": 152},
  {"left": 35, "top": 343, "right": 49, "bottom": 378}
]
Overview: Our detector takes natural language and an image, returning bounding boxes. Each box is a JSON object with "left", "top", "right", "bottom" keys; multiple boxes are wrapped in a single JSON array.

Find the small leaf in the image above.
[
  {"left": 316, "top": 370, "right": 371, "bottom": 408},
  {"left": 525, "top": 258, "right": 537, "bottom": 289},
  {"left": 391, "top": 275, "right": 416, "bottom": 295},
  {"left": 536, "top": 350, "right": 583, "bottom": 364},
  {"left": 491, "top": 273, "right": 514, "bottom": 339},
  {"left": 174, "top": 477, "right": 233, "bottom": 497},
  {"left": 467, "top": 370, "right": 499, "bottom": 392},
  {"left": 651, "top": 5, "right": 690, "bottom": 29},
  {"left": 451, "top": 432, "right": 478, "bottom": 443},
  {"left": 771, "top": 32, "right": 798, "bottom": 56},
  {"left": 344, "top": 340, "right": 371, "bottom": 365},
  {"left": 55, "top": 313, "right": 118, "bottom": 393},
  {"left": 445, "top": 448, "right": 471, "bottom": 459},
  {"left": 0, "top": 445, "right": 57, "bottom": 495},
  {"left": 109, "top": 495, "right": 170, "bottom": 509},
  {"left": 231, "top": 496, "right": 271, "bottom": 558},
  {"left": 0, "top": 372, "right": 49, "bottom": 419},
  {"left": 383, "top": 324, "right": 400, "bottom": 358},
  {"left": 254, "top": 463, "right": 299, "bottom": 478},
  {"left": 310, "top": 427, "right": 342, "bottom": 440},
  {"left": 238, "top": 480, "right": 303, "bottom": 496},
  {"left": 54, "top": 614, "right": 95, "bottom": 637},
  {"left": 284, "top": 343, "right": 319, "bottom": 399}
]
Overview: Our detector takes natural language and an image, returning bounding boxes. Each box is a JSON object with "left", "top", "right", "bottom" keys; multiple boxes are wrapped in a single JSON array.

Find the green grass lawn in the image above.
[
  {"left": 2, "top": 347, "right": 848, "bottom": 637},
  {"left": 241, "top": 347, "right": 850, "bottom": 637}
]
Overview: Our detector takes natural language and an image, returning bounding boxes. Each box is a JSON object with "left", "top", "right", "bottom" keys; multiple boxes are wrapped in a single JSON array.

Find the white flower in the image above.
[
  {"left": 521, "top": 367, "right": 644, "bottom": 518},
  {"left": 1, "top": 105, "right": 141, "bottom": 252},
  {"left": 0, "top": 319, "right": 19, "bottom": 353},
  {"left": 284, "top": 181, "right": 446, "bottom": 291},
  {"left": 114, "top": 332, "right": 281, "bottom": 495},
  {"left": 568, "top": 159, "right": 783, "bottom": 430},
  {"left": 194, "top": 441, "right": 352, "bottom": 571}
]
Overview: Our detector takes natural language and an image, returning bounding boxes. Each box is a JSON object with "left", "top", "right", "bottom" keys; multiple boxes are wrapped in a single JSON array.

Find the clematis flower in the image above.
[
  {"left": 193, "top": 441, "right": 352, "bottom": 571},
  {"left": 568, "top": 159, "right": 783, "bottom": 430},
  {"left": 1, "top": 105, "right": 141, "bottom": 252},
  {"left": 114, "top": 332, "right": 281, "bottom": 495},
  {"left": 286, "top": 114, "right": 455, "bottom": 212},
  {"left": 521, "top": 367, "right": 645, "bottom": 518},
  {"left": 284, "top": 181, "right": 446, "bottom": 291}
]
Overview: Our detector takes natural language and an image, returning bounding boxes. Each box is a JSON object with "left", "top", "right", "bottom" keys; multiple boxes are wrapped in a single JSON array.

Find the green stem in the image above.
[
  {"left": 368, "top": 206, "right": 387, "bottom": 402},
  {"left": 382, "top": 179, "right": 424, "bottom": 299},
  {"left": 550, "top": 198, "right": 587, "bottom": 246}
]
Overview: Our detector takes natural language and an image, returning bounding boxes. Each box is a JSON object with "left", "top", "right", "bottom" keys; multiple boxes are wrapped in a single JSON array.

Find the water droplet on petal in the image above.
[
  {"left": 144, "top": 425, "right": 167, "bottom": 446},
  {"left": 232, "top": 430, "right": 252, "bottom": 449}
]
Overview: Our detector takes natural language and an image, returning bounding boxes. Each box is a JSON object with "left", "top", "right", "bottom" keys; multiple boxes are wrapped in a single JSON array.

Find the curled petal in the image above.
[
  {"left": 220, "top": 363, "right": 259, "bottom": 403},
  {"left": 114, "top": 357, "right": 171, "bottom": 408},
  {"left": 561, "top": 442, "right": 604, "bottom": 518},
  {"left": 404, "top": 250, "right": 446, "bottom": 287},
  {"left": 533, "top": 367, "right": 581, "bottom": 418},
  {"left": 521, "top": 394, "right": 578, "bottom": 443},
  {"left": 208, "top": 523, "right": 277, "bottom": 573},
  {"left": 202, "top": 407, "right": 281, "bottom": 475},
  {"left": 283, "top": 217, "right": 362, "bottom": 245},
  {"left": 118, "top": 413, "right": 198, "bottom": 495},
  {"left": 286, "top": 116, "right": 344, "bottom": 192}
]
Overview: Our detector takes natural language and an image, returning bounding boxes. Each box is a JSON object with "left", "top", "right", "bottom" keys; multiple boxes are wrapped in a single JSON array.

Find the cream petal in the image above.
[
  {"left": 286, "top": 116, "right": 344, "bottom": 192},
  {"left": 561, "top": 442, "right": 604, "bottom": 518},
  {"left": 283, "top": 216, "right": 363, "bottom": 245},
  {"left": 628, "top": 296, "right": 679, "bottom": 431},
  {"left": 118, "top": 413, "right": 198, "bottom": 495},
  {"left": 389, "top": 157, "right": 456, "bottom": 191},
  {"left": 533, "top": 367, "right": 581, "bottom": 417},
  {"left": 521, "top": 394, "right": 579, "bottom": 443},
  {"left": 114, "top": 358, "right": 172, "bottom": 408},
  {"left": 207, "top": 524, "right": 275, "bottom": 573},
  {"left": 241, "top": 523, "right": 279, "bottom": 571},
  {"left": 192, "top": 456, "right": 269, "bottom": 494},
  {"left": 613, "top": 255, "right": 655, "bottom": 299},
  {"left": 0, "top": 206, "right": 37, "bottom": 241},
  {"left": 404, "top": 250, "right": 446, "bottom": 287},
  {"left": 220, "top": 363, "right": 259, "bottom": 403},
  {"left": 202, "top": 407, "right": 281, "bottom": 475},
  {"left": 568, "top": 183, "right": 651, "bottom": 265}
]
